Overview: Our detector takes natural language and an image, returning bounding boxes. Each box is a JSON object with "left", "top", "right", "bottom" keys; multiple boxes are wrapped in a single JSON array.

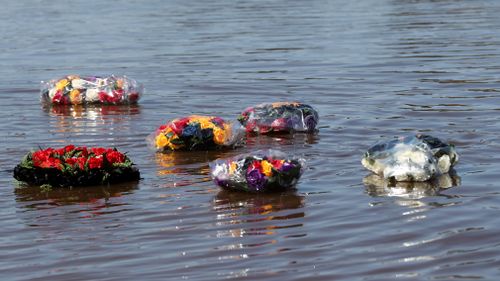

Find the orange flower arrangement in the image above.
[{"left": 150, "top": 115, "right": 243, "bottom": 151}]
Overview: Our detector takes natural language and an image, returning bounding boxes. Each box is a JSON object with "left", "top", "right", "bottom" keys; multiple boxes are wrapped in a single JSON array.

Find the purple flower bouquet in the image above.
[{"left": 210, "top": 150, "right": 305, "bottom": 192}]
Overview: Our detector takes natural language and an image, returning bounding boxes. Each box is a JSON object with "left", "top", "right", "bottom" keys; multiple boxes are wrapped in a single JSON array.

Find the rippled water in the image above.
[{"left": 2, "top": 0, "right": 500, "bottom": 280}]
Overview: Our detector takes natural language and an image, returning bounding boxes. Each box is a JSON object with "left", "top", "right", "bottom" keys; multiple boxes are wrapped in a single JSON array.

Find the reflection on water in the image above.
[
  {"left": 43, "top": 105, "right": 141, "bottom": 136},
  {"left": 15, "top": 182, "right": 138, "bottom": 208},
  {"left": 363, "top": 171, "right": 461, "bottom": 199},
  {"left": 213, "top": 190, "right": 305, "bottom": 237},
  {"left": 44, "top": 104, "right": 141, "bottom": 118},
  {"left": 14, "top": 182, "right": 138, "bottom": 227},
  {"left": 154, "top": 150, "right": 239, "bottom": 188},
  {"left": 214, "top": 190, "right": 304, "bottom": 215},
  {"left": 210, "top": 190, "right": 305, "bottom": 269},
  {"left": 245, "top": 132, "right": 319, "bottom": 149}
]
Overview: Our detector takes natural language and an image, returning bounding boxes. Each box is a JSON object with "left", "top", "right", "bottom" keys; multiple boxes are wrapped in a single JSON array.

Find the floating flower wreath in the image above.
[
  {"left": 41, "top": 75, "right": 143, "bottom": 105},
  {"left": 238, "top": 102, "right": 319, "bottom": 134},
  {"left": 149, "top": 115, "right": 244, "bottom": 152},
  {"left": 14, "top": 145, "right": 140, "bottom": 187},
  {"left": 210, "top": 150, "right": 305, "bottom": 192}
]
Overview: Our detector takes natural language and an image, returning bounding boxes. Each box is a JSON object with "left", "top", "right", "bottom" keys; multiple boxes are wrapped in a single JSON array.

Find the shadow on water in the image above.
[{"left": 363, "top": 170, "right": 461, "bottom": 199}]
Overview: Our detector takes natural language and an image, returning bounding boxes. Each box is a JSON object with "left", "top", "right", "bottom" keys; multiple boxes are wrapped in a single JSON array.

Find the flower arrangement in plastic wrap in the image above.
[
  {"left": 148, "top": 115, "right": 244, "bottom": 152},
  {"left": 210, "top": 150, "right": 305, "bottom": 192},
  {"left": 41, "top": 75, "right": 143, "bottom": 105},
  {"left": 238, "top": 102, "right": 319, "bottom": 134},
  {"left": 362, "top": 134, "right": 459, "bottom": 182},
  {"left": 13, "top": 145, "right": 140, "bottom": 187}
]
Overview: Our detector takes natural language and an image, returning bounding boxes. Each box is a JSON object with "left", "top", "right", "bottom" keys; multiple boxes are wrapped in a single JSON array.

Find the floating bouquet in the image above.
[
  {"left": 210, "top": 150, "right": 305, "bottom": 192},
  {"left": 238, "top": 102, "right": 319, "bottom": 134},
  {"left": 362, "top": 134, "right": 459, "bottom": 182},
  {"left": 14, "top": 145, "right": 140, "bottom": 187},
  {"left": 41, "top": 75, "right": 143, "bottom": 105},
  {"left": 149, "top": 115, "right": 244, "bottom": 152}
]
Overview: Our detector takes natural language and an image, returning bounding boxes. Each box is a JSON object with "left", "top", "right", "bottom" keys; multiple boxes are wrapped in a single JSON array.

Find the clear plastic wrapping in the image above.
[
  {"left": 13, "top": 145, "right": 140, "bottom": 187},
  {"left": 209, "top": 150, "right": 305, "bottom": 192},
  {"left": 41, "top": 75, "right": 143, "bottom": 105},
  {"left": 148, "top": 115, "right": 244, "bottom": 152},
  {"left": 361, "top": 134, "right": 459, "bottom": 182},
  {"left": 238, "top": 102, "right": 319, "bottom": 134}
]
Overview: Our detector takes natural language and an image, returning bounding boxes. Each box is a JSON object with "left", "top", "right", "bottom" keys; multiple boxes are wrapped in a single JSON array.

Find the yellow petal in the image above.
[
  {"left": 229, "top": 162, "right": 237, "bottom": 174},
  {"left": 70, "top": 89, "right": 82, "bottom": 104},
  {"left": 213, "top": 127, "right": 226, "bottom": 145},
  {"left": 56, "top": 79, "right": 69, "bottom": 91},
  {"left": 198, "top": 117, "right": 214, "bottom": 129},
  {"left": 271, "top": 101, "right": 299, "bottom": 108},
  {"left": 116, "top": 78, "right": 124, "bottom": 89},
  {"left": 156, "top": 134, "right": 169, "bottom": 149},
  {"left": 261, "top": 160, "right": 273, "bottom": 177}
]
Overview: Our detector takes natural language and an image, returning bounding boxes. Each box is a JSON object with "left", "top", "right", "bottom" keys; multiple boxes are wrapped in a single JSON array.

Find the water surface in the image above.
[{"left": 1, "top": 0, "right": 500, "bottom": 280}]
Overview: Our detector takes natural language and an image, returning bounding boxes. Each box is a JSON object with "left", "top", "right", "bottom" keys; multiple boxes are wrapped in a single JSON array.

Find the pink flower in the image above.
[
  {"left": 170, "top": 117, "right": 190, "bottom": 135},
  {"left": 271, "top": 118, "right": 288, "bottom": 131},
  {"left": 245, "top": 120, "right": 257, "bottom": 132}
]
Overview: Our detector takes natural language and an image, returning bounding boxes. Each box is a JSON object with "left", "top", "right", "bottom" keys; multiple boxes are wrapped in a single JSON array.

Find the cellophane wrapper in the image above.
[
  {"left": 209, "top": 150, "right": 305, "bottom": 192},
  {"left": 361, "top": 134, "right": 459, "bottom": 182},
  {"left": 238, "top": 102, "right": 319, "bottom": 134},
  {"left": 147, "top": 115, "right": 244, "bottom": 152},
  {"left": 41, "top": 75, "right": 143, "bottom": 105}
]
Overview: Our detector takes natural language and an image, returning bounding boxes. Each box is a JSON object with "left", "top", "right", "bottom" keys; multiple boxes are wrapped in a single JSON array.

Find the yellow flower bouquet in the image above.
[{"left": 148, "top": 115, "right": 244, "bottom": 152}]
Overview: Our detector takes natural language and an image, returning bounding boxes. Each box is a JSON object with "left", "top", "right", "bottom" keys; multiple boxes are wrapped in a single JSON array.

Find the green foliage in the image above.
[
  {"left": 19, "top": 153, "right": 34, "bottom": 169},
  {"left": 112, "top": 160, "right": 133, "bottom": 168}
]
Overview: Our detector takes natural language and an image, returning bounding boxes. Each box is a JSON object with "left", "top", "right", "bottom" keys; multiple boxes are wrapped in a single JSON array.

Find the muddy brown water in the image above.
[{"left": 1, "top": 0, "right": 500, "bottom": 280}]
